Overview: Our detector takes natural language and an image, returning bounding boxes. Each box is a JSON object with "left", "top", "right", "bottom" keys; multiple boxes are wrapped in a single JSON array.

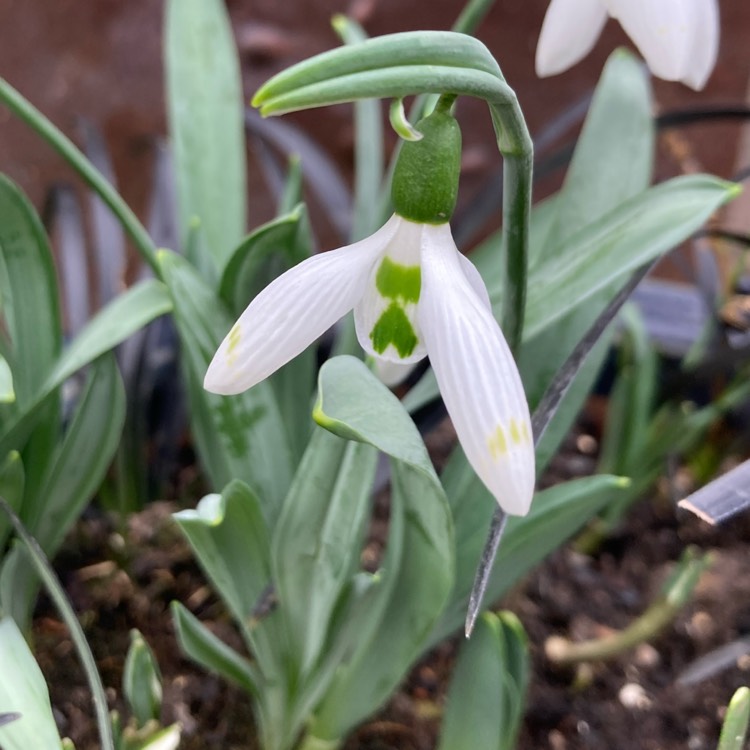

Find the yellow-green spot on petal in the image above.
[
  {"left": 487, "top": 425, "right": 508, "bottom": 460},
  {"left": 375, "top": 256, "right": 421, "bottom": 303},
  {"left": 227, "top": 323, "right": 242, "bottom": 365},
  {"left": 509, "top": 418, "right": 522, "bottom": 445}
]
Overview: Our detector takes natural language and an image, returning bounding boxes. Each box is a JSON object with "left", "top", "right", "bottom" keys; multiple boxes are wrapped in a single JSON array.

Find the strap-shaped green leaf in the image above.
[
  {"left": 597, "top": 306, "right": 657, "bottom": 476},
  {"left": 272, "top": 427, "right": 377, "bottom": 679},
  {"left": 0, "top": 279, "right": 171, "bottom": 466},
  {"left": 0, "top": 175, "right": 63, "bottom": 507},
  {"left": 123, "top": 629, "right": 163, "bottom": 727},
  {"left": 519, "top": 47, "right": 654, "bottom": 407},
  {"left": 48, "top": 279, "right": 172, "bottom": 388},
  {"left": 174, "top": 480, "right": 283, "bottom": 678},
  {"left": 219, "top": 205, "right": 312, "bottom": 318},
  {"left": 524, "top": 174, "right": 737, "bottom": 341},
  {"left": 165, "top": 0, "right": 247, "bottom": 279},
  {"left": 158, "top": 250, "right": 293, "bottom": 527},
  {"left": 438, "top": 611, "right": 529, "bottom": 750},
  {"left": 0, "top": 497, "right": 114, "bottom": 750},
  {"left": 305, "top": 356, "right": 454, "bottom": 743},
  {"left": 0, "top": 451, "right": 23, "bottom": 555},
  {"left": 719, "top": 687, "right": 750, "bottom": 750},
  {"left": 171, "top": 601, "right": 260, "bottom": 696},
  {"left": 0, "top": 618, "right": 62, "bottom": 750},
  {"left": 550, "top": 49, "right": 654, "bottom": 250},
  {"left": 29, "top": 353, "right": 125, "bottom": 552},
  {"left": 2, "top": 354, "right": 126, "bottom": 627}
]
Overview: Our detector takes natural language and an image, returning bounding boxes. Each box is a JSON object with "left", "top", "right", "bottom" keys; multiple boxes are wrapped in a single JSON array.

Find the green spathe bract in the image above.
[{"left": 391, "top": 108, "right": 461, "bottom": 224}]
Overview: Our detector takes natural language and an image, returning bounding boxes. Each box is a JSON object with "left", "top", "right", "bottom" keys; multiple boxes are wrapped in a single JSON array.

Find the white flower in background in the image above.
[
  {"left": 535, "top": 0, "right": 719, "bottom": 90},
  {"left": 204, "top": 214, "right": 536, "bottom": 516}
]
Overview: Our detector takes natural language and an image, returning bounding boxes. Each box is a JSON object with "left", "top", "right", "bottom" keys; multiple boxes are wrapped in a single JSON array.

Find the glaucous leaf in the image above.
[
  {"left": 165, "top": 0, "right": 247, "bottom": 279},
  {"left": 0, "top": 617, "right": 62, "bottom": 750}
]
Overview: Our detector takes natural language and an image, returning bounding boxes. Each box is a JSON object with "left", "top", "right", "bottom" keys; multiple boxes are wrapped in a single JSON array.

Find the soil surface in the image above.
[
  {"left": 34, "top": 420, "right": 750, "bottom": 750},
  {"left": 3, "top": 1, "right": 750, "bottom": 749}
]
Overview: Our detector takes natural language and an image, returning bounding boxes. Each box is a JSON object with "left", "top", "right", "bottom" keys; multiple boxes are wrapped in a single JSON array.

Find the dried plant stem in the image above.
[{"left": 545, "top": 548, "right": 710, "bottom": 666}]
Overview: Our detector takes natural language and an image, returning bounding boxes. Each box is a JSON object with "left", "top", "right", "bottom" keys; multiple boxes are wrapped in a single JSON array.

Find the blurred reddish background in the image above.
[{"left": 0, "top": 0, "right": 747, "bottom": 279}]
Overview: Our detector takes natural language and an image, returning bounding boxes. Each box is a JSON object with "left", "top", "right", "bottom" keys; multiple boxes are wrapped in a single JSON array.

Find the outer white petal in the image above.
[
  {"left": 536, "top": 0, "right": 609, "bottom": 77},
  {"left": 204, "top": 217, "right": 399, "bottom": 395},
  {"left": 354, "top": 216, "right": 428, "bottom": 365},
  {"left": 418, "top": 225, "right": 535, "bottom": 516},
  {"left": 606, "top": 0, "right": 692, "bottom": 83},
  {"left": 458, "top": 253, "right": 492, "bottom": 311},
  {"left": 682, "top": 0, "right": 719, "bottom": 90}
]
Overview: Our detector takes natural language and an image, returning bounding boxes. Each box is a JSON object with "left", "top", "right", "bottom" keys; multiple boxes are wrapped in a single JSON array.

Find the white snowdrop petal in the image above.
[
  {"left": 458, "top": 252, "right": 492, "bottom": 312},
  {"left": 204, "top": 217, "right": 399, "bottom": 395},
  {"left": 419, "top": 225, "right": 535, "bottom": 516},
  {"left": 607, "top": 0, "right": 691, "bottom": 82},
  {"left": 682, "top": 0, "right": 719, "bottom": 90},
  {"left": 354, "top": 216, "right": 428, "bottom": 365},
  {"left": 373, "top": 358, "right": 416, "bottom": 387},
  {"left": 536, "top": 0, "right": 608, "bottom": 77}
]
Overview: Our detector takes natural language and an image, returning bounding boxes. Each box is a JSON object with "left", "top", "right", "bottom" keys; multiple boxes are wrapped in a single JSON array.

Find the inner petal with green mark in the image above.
[
  {"left": 368, "top": 256, "right": 421, "bottom": 359},
  {"left": 353, "top": 217, "right": 429, "bottom": 364}
]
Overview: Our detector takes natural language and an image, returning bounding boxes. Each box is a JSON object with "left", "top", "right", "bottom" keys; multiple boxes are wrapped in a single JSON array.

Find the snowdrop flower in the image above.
[
  {"left": 536, "top": 0, "right": 719, "bottom": 90},
  {"left": 205, "top": 106, "right": 535, "bottom": 516}
]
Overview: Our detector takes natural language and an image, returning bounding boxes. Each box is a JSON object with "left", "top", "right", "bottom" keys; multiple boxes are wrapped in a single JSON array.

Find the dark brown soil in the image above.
[{"left": 34, "top": 425, "right": 750, "bottom": 750}]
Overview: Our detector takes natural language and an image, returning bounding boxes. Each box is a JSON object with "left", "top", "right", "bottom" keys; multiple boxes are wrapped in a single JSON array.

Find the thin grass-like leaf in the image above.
[
  {"left": 0, "top": 78, "right": 158, "bottom": 270},
  {"left": 0, "top": 497, "right": 114, "bottom": 750}
]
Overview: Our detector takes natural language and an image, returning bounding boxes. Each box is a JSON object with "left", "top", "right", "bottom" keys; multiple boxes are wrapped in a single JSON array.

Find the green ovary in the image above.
[{"left": 370, "top": 302, "right": 418, "bottom": 358}]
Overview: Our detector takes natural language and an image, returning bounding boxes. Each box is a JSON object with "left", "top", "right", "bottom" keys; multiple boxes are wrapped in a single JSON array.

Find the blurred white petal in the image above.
[
  {"left": 373, "top": 357, "right": 416, "bottom": 387},
  {"left": 608, "top": 0, "right": 691, "bottom": 81},
  {"left": 204, "top": 218, "right": 399, "bottom": 394},
  {"left": 536, "top": 0, "right": 608, "bottom": 76},
  {"left": 354, "top": 216, "right": 428, "bottom": 365},
  {"left": 418, "top": 224, "right": 535, "bottom": 516},
  {"left": 458, "top": 253, "right": 493, "bottom": 311},
  {"left": 683, "top": 0, "right": 719, "bottom": 90},
  {"left": 538, "top": 0, "right": 719, "bottom": 88}
]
